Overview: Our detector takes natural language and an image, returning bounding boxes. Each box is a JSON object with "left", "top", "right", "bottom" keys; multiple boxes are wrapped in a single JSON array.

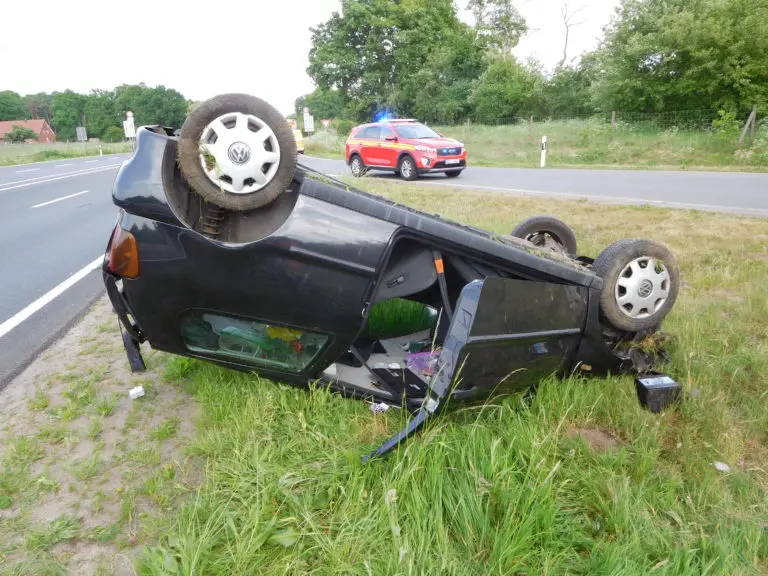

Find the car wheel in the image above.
[
  {"left": 510, "top": 215, "right": 578, "bottom": 257},
  {"left": 399, "top": 155, "right": 418, "bottom": 181},
  {"left": 177, "top": 93, "right": 297, "bottom": 212},
  {"left": 592, "top": 239, "right": 680, "bottom": 332},
  {"left": 445, "top": 170, "right": 463, "bottom": 178},
  {"left": 350, "top": 154, "right": 365, "bottom": 178}
]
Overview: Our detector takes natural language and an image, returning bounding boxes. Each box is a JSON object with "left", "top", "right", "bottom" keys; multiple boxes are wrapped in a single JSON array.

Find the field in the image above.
[
  {"left": 305, "top": 119, "right": 768, "bottom": 171},
  {"left": 0, "top": 181, "right": 766, "bottom": 575},
  {"left": 0, "top": 142, "right": 133, "bottom": 167}
]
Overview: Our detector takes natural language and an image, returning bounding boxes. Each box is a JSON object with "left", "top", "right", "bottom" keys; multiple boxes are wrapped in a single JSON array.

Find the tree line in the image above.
[
  {"left": 296, "top": 0, "right": 768, "bottom": 127},
  {"left": 0, "top": 84, "right": 190, "bottom": 142}
]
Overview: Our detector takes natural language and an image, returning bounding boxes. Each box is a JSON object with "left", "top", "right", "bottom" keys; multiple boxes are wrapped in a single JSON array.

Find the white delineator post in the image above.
[
  {"left": 99, "top": 145, "right": 103, "bottom": 156},
  {"left": 540, "top": 135, "right": 547, "bottom": 168}
]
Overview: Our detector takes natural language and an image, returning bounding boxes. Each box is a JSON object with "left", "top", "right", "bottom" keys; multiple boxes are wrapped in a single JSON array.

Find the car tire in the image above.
[
  {"left": 177, "top": 93, "right": 297, "bottom": 212},
  {"left": 399, "top": 155, "right": 418, "bottom": 181},
  {"left": 510, "top": 215, "right": 578, "bottom": 257},
  {"left": 445, "top": 170, "right": 463, "bottom": 178},
  {"left": 592, "top": 239, "right": 680, "bottom": 333},
  {"left": 350, "top": 154, "right": 365, "bottom": 178}
]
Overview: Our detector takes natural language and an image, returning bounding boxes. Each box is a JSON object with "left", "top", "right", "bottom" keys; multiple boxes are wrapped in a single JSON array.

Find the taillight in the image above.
[{"left": 108, "top": 226, "right": 140, "bottom": 278}]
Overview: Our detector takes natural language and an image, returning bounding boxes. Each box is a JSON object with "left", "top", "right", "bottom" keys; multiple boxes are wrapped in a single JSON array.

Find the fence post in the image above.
[
  {"left": 540, "top": 135, "right": 547, "bottom": 168},
  {"left": 739, "top": 106, "right": 757, "bottom": 146}
]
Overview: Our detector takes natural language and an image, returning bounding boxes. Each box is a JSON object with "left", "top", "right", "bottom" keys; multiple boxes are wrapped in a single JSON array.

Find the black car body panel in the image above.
[{"left": 103, "top": 126, "right": 660, "bottom": 459}]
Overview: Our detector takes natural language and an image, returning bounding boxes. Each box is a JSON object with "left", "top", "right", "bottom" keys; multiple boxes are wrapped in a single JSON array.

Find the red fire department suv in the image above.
[{"left": 345, "top": 119, "right": 467, "bottom": 180}]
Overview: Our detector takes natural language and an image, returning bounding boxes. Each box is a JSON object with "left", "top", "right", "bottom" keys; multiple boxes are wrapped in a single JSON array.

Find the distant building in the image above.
[{"left": 0, "top": 119, "right": 57, "bottom": 143}]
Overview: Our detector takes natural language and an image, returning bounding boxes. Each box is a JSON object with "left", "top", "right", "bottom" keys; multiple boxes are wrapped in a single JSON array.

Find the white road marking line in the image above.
[
  {"left": 31, "top": 190, "right": 89, "bottom": 208},
  {"left": 0, "top": 166, "right": 119, "bottom": 193},
  {"left": 85, "top": 160, "right": 98, "bottom": 163},
  {"left": 15, "top": 168, "right": 40, "bottom": 173},
  {"left": 0, "top": 256, "right": 102, "bottom": 339},
  {"left": 55, "top": 163, "right": 73, "bottom": 167}
]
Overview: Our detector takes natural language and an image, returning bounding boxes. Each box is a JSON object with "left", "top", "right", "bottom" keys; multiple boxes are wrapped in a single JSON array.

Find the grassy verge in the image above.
[
  {"left": 130, "top": 182, "right": 766, "bottom": 574},
  {"left": 304, "top": 120, "right": 768, "bottom": 171},
  {"left": 0, "top": 142, "right": 132, "bottom": 167},
  {"left": 1, "top": 182, "right": 765, "bottom": 574}
]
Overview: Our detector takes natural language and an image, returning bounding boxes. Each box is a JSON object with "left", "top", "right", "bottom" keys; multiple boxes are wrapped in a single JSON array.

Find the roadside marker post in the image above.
[{"left": 540, "top": 135, "right": 548, "bottom": 168}]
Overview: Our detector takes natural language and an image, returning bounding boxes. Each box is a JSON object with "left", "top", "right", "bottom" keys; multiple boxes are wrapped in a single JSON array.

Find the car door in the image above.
[
  {"left": 359, "top": 126, "right": 383, "bottom": 165},
  {"left": 428, "top": 276, "right": 588, "bottom": 402},
  {"left": 378, "top": 126, "right": 400, "bottom": 168}
]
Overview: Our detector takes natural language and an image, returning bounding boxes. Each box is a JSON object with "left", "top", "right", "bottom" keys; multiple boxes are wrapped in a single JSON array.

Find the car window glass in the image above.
[
  {"left": 393, "top": 123, "right": 441, "bottom": 139},
  {"left": 380, "top": 127, "right": 396, "bottom": 140},
  {"left": 359, "top": 126, "right": 380, "bottom": 139},
  {"left": 180, "top": 311, "right": 330, "bottom": 374}
]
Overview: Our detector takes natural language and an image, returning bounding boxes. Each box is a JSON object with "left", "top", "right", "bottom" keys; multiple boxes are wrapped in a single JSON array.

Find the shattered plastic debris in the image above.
[
  {"left": 129, "top": 386, "right": 145, "bottom": 400},
  {"left": 712, "top": 461, "right": 731, "bottom": 473},
  {"left": 370, "top": 402, "right": 391, "bottom": 414}
]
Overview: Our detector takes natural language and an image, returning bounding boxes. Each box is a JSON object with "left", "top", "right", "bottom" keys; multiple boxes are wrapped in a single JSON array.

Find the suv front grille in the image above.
[{"left": 437, "top": 147, "right": 462, "bottom": 156}]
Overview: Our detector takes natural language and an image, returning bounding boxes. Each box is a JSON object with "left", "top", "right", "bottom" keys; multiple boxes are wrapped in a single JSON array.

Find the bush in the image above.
[
  {"left": 103, "top": 126, "right": 124, "bottom": 143},
  {"left": 334, "top": 119, "right": 356, "bottom": 137}
]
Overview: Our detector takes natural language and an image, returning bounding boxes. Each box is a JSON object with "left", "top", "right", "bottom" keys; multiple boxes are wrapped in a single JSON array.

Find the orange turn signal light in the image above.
[{"left": 109, "top": 226, "right": 140, "bottom": 278}]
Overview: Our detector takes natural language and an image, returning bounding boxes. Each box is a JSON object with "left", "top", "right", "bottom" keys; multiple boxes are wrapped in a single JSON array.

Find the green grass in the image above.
[
  {"left": 25, "top": 515, "right": 82, "bottom": 551},
  {"left": 304, "top": 120, "right": 768, "bottom": 171},
  {"left": 0, "top": 141, "right": 132, "bottom": 167},
  {"left": 364, "top": 298, "right": 437, "bottom": 340},
  {"left": 132, "top": 182, "right": 767, "bottom": 575}
]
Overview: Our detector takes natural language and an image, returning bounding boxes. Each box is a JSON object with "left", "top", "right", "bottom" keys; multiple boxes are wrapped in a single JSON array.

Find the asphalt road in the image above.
[
  {"left": 0, "top": 154, "right": 130, "bottom": 386},
  {"left": 301, "top": 156, "right": 768, "bottom": 217},
  {"left": 1, "top": 151, "right": 766, "bottom": 388}
]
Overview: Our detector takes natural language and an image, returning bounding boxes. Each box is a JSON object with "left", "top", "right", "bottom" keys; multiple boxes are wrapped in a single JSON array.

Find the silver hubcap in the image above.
[
  {"left": 615, "top": 256, "right": 671, "bottom": 319},
  {"left": 402, "top": 159, "right": 413, "bottom": 178},
  {"left": 352, "top": 158, "right": 361, "bottom": 175},
  {"left": 198, "top": 112, "right": 281, "bottom": 194}
]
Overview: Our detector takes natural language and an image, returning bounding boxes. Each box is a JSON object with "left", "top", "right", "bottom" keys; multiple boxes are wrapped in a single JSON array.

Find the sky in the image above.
[{"left": 1, "top": 0, "right": 619, "bottom": 116}]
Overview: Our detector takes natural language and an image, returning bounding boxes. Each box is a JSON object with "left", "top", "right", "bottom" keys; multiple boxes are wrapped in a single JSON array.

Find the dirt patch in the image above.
[
  {"left": 0, "top": 295, "right": 202, "bottom": 575},
  {"left": 566, "top": 426, "right": 623, "bottom": 454}
]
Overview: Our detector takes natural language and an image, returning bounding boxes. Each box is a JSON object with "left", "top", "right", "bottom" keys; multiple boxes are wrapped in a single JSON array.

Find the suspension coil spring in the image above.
[{"left": 200, "top": 203, "right": 225, "bottom": 239}]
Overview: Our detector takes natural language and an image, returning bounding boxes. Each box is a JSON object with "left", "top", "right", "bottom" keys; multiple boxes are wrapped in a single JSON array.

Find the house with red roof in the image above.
[{"left": 0, "top": 119, "right": 57, "bottom": 143}]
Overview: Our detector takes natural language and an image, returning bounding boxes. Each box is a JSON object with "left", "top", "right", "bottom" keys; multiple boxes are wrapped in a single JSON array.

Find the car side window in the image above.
[
  {"left": 363, "top": 126, "right": 382, "bottom": 140},
  {"left": 380, "top": 127, "right": 396, "bottom": 141},
  {"left": 180, "top": 310, "right": 330, "bottom": 374}
]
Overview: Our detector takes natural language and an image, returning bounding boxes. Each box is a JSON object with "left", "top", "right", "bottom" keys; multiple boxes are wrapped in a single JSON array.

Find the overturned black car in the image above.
[{"left": 102, "top": 94, "right": 680, "bottom": 460}]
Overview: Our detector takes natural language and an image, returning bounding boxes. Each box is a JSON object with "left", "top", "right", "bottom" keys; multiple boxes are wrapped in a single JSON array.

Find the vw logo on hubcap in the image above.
[
  {"left": 227, "top": 142, "right": 251, "bottom": 165},
  {"left": 637, "top": 279, "right": 654, "bottom": 298}
]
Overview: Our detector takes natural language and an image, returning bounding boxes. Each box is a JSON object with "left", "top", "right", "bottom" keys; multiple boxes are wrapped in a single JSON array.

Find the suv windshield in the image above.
[{"left": 393, "top": 123, "right": 440, "bottom": 139}]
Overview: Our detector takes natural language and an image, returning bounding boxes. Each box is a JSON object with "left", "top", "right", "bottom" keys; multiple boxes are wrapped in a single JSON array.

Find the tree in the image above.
[
  {"left": 307, "top": 0, "right": 399, "bottom": 120},
  {"left": 103, "top": 126, "right": 125, "bottom": 143},
  {"left": 51, "top": 90, "right": 86, "bottom": 140},
  {"left": 591, "top": 0, "right": 768, "bottom": 115},
  {"left": 294, "top": 88, "right": 345, "bottom": 119},
  {"left": 307, "top": 0, "right": 485, "bottom": 121},
  {"left": 467, "top": 0, "right": 528, "bottom": 54},
  {"left": 543, "top": 57, "right": 598, "bottom": 118},
  {"left": 4, "top": 126, "right": 38, "bottom": 143},
  {"left": 558, "top": 1, "right": 587, "bottom": 68},
  {"left": 114, "top": 83, "right": 188, "bottom": 128},
  {"left": 23, "top": 93, "right": 52, "bottom": 121},
  {"left": 84, "top": 89, "right": 121, "bottom": 139},
  {"left": 470, "top": 56, "right": 543, "bottom": 120},
  {"left": 0, "top": 91, "right": 28, "bottom": 121}
]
